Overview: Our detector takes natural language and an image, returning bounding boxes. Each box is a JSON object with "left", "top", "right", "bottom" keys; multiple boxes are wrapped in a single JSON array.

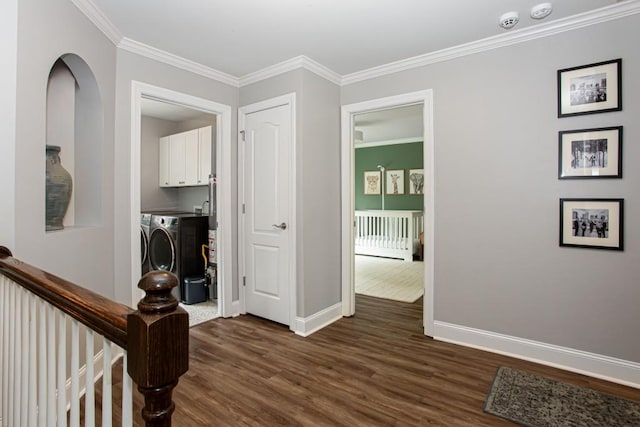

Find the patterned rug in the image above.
[
  {"left": 179, "top": 300, "right": 219, "bottom": 327},
  {"left": 355, "top": 255, "right": 423, "bottom": 303},
  {"left": 484, "top": 367, "right": 640, "bottom": 427}
]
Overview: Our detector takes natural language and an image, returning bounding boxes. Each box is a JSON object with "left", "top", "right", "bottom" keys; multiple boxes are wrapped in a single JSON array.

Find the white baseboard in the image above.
[
  {"left": 230, "top": 300, "right": 242, "bottom": 317},
  {"left": 433, "top": 321, "right": 640, "bottom": 389},
  {"left": 293, "top": 302, "right": 343, "bottom": 337}
]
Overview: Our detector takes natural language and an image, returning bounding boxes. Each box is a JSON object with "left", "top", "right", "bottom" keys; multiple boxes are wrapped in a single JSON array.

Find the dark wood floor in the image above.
[{"left": 120, "top": 295, "right": 639, "bottom": 426}]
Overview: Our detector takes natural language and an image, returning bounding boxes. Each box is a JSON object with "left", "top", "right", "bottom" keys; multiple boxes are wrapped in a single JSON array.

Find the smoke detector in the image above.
[
  {"left": 499, "top": 11, "right": 520, "bottom": 29},
  {"left": 531, "top": 3, "right": 553, "bottom": 19}
]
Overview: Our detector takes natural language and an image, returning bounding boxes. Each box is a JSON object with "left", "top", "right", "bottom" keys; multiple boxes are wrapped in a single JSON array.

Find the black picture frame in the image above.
[
  {"left": 558, "top": 126, "right": 622, "bottom": 179},
  {"left": 557, "top": 58, "right": 622, "bottom": 118},
  {"left": 559, "top": 198, "right": 623, "bottom": 251}
]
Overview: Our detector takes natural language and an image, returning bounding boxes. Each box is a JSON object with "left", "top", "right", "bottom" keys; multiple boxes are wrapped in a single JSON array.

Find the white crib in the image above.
[{"left": 355, "top": 210, "right": 424, "bottom": 261}]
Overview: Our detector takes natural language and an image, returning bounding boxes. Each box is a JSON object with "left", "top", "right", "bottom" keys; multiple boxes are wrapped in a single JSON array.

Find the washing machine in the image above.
[
  {"left": 148, "top": 213, "right": 208, "bottom": 301},
  {"left": 140, "top": 213, "right": 152, "bottom": 276}
]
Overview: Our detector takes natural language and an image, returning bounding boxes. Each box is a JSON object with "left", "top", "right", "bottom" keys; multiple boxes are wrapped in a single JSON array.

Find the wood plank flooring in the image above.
[{"left": 113, "top": 295, "right": 639, "bottom": 426}]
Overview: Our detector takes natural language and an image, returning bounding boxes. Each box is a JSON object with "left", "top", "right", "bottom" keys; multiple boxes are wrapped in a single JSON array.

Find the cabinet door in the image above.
[
  {"left": 158, "top": 136, "right": 170, "bottom": 187},
  {"left": 184, "top": 129, "right": 199, "bottom": 186},
  {"left": 198, "top": 126, "right": 213, "bottom": 185},
  {"left": 169, "top": 132, "right": 187, "bottom": 186}
]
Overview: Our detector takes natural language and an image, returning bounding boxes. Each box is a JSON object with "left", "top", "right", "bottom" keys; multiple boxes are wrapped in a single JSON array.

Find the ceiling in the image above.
[
  {"left": 90, "top": 0, "right": 621, "bottom": 78},
  {"left": 141, "top": 97, "right": 216, "bottom": 122},
  {"left": 354, "top": 105, "right": 423, "bottom": 144}
]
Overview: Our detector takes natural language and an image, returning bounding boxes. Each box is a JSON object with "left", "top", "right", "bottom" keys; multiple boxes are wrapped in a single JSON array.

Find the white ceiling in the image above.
[{"left": 90, "top": 0, "right": 620, "bottom": 78}]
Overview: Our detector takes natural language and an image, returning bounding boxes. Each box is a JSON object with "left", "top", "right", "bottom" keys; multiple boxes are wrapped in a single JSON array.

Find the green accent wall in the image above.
[{"left": 355, "top": 142, "right": 423, "bottom": 210}]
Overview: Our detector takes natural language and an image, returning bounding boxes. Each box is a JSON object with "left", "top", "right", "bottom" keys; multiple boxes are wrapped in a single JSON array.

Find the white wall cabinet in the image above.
[
  {"left": 158, "top": 136, "right": 170, "bottom": 187},
  {"left": 159, "top": 126, "right": 212, "bottom": 187}
]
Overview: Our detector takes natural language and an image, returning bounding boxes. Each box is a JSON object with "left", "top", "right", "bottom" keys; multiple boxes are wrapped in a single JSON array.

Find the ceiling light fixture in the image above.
[
  {"left": 499, "top": 11, "right": 520, "bottom": 30},
  {"left": 531, "top": 3, "right": 553, "bottom": 19}
]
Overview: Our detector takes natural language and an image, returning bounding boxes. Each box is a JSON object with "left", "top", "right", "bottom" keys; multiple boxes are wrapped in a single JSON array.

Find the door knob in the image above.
[{"left": 272, "top": 222, "right": 287, "bottom": 230}]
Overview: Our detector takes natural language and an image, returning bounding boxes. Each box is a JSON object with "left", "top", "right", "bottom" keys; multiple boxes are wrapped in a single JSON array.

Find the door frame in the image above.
[
  {"left": 130, "top": 81, "right": 233, "bottom": 317},
  {"left": 237, "top": 93, "right": 297, "bottom": 330},
  {"left": 340, "top": 90, "right": 435, "bottom": 336}
]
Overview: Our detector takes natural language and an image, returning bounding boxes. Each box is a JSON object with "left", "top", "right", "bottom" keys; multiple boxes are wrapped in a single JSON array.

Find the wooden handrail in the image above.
[{"left": 0, "top": 245, "right": 189, "bottom": 426}]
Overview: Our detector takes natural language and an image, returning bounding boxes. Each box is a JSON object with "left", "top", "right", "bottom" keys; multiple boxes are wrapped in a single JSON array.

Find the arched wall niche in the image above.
[{"left": 46, "top": 53, "right": 103, "bottom": 230}]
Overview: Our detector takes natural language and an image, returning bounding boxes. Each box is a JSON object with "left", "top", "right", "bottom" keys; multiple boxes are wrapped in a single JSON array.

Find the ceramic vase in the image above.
[{"left": 45, "top": 145, "right": 73, "bottom": 231}]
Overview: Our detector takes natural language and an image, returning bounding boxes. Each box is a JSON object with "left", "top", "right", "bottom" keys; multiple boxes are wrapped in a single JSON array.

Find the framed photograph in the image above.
[
  {"left": 363, "top": 171, "right": 381, "bottom": 195},
  {"left": 557, "top": 58, "right": 621, "bottom": 117},
  {"left": 386, "top": 170, "right": 404, "bottom": 195},
  {"left": 408, "top": 169, "right": 425, "bottom": 194},
  {"left": 559, "top": 198, "right": 623, "bottom": 251},
  {"left": 558, "top": 126, "right": 622, "bottom": 179}
]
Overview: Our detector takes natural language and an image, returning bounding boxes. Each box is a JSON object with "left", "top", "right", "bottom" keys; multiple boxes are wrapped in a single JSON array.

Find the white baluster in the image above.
[
  {"left": 102, "top": 339, "right": 112, "bottom": 427},
  {"left": 38, "top": 299, "right": 48, "bottom": 427},
  {"left": 1, "top": 277, "right": 8, "bottom": 427},
  {"left": 57, "top": 313, "right": 67, "bottom": 427},
  {"left": 14, "top": 287, "right": 22, "bottom": 427},
  {"left": 28, "top": 295, "right": 37, "bottom": 427},
  {"left": 85, "top": 330, "right": 95, "bottom": 427},
  {"left": 70, "top": 320, "right": 80, "bottom": 427},
  {"left": 47, "top": 305, "right": 56, "bottom": 426},
  {"left": 121, "top": 353, "right": 132, "bottom": 427}
]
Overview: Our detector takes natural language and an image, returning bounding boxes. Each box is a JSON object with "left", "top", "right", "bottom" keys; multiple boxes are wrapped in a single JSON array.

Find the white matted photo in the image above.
[
  {"left": 363, "top": 170, "right": 381, "bottom": 195},
  {"left": 558, "top": 126, "right": 622, "bottom": 179},
  {"left": 386, "top": 170, "right": 404, "bottom": 195},
  {"left": 560, "top": 198, "right": 623, "bottom": 250},
  {"left": 557, "top": 58, "right": 621, "bottom": 117}
]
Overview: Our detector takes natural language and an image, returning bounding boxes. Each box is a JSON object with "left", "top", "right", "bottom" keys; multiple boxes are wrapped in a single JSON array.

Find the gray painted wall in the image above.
[
  {"left": 114, "top": 49, "right": 238, "bottom": 304},
  {"left": 239, "top": 69, "right": 342, "bottom": 317},
  {"left": 342, "top": 15, "right": 640, "bottom": 362},
  {"left": 13, "top": 0, "right": 117, "bottom": 298},
  {"left": 0, "top": 0, "right": 17, "bottom": 250}
]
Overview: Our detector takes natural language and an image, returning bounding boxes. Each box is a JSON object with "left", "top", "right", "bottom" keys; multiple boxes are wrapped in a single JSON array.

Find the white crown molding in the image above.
[
  {"left": 239, "top": 55, "right": 342, "bottom": 87},
  {"left": 434, "top": 321, "right": 640, "bottom": 389},
  {"left": 342, "top": 0, "right": 640, "bottom": 86},
  {"left": 355, "top": 137, "right": 423, "bottom": 149},
  {"left": 70, "top": 0, "right": 122, "bottom": 45},
  {"left": 119, "top": 38, "right": 240, "bottom": 87}
]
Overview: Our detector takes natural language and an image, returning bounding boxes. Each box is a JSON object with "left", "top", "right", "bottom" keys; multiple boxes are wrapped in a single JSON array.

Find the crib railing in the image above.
[
  {"left": 355, "top": 210, "right": 424, "bottom": 261},
  {"left": 0, "top": 246, "right": 188, "bottom": 426}
]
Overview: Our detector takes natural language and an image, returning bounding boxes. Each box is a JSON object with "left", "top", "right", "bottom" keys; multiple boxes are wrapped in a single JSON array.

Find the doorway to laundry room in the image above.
[{"left": 132, "top": 83, "right": 233, "bottom": 326}]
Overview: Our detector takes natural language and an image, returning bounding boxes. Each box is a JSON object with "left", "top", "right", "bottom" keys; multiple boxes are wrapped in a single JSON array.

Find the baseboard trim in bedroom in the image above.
[
  {"left": 293, "top": 302, "right": 343, "bottom": 337},
  {"left": 433, "top": 321, "right": 640, "bottom": 389}
]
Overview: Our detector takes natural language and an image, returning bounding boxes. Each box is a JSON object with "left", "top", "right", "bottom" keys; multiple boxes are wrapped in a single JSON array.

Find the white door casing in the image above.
[
  {"left": 130, "top": 81, "right": 233, "bottom": 317},
  {"left": 340, "top": 90, "right": 434, "bottom": 336},
  {"left": 239, "top": 93, "right": 296, "bottom": 328}
]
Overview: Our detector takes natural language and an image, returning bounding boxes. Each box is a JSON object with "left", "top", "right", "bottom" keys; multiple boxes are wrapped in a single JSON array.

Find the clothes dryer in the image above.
[
  {"left": 148, "top": 213, "right": 208, "bottom": 301},
  {"left": 140, "top": 213, "right": 152, "bottom": 276}
]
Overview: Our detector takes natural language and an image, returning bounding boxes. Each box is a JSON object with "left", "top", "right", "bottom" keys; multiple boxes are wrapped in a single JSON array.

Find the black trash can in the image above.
[{"left": 182, "top": 276, "right": 208, "bottom": 304}]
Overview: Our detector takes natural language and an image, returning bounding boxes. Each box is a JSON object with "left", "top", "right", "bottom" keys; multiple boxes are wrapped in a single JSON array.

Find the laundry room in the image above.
[{"left": 139, "top": 97, "right": 219, "bottom": 324}]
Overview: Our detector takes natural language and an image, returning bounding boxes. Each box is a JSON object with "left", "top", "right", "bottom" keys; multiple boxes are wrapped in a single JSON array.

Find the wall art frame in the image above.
[
  {"left": 363, "top": 170, "right": 381, "bottom": 195},
  {"left": 559, "top": 198, "right": 623, "bottom": 251},
  {"left": 558, "top": 126, "right": 622, "bottom": 179},
  {"left": 557, "top": 58, "right": 621, "bottom": 118},
  {"left": 386, "top": 169, "right": 405, "bottom": 195},
  {"left": 408, "top": 169, "right": 425, "bottom": 194}
]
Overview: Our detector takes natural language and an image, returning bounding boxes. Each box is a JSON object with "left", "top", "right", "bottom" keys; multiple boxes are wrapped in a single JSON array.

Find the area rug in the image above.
[
  {"left": 354, "top": 255, "right": 423, "bottom": 303},
  {"left": 179, "top": 300, "right": 219, "bottom": 327},
  {"left": 484, "top": 366, "right": 640, "bottom": 427}
]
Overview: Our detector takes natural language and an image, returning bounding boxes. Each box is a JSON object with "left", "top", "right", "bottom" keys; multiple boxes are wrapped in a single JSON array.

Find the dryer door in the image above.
[
  {"left": 140, "top": 227, "right": 148, "bottom": 265},
  {"left": 149, "top": 227, "right": 176, "bottom": 272}
]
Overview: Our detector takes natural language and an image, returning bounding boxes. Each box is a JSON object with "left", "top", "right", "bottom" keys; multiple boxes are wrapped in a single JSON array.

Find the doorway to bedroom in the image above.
[
  {"left": 341, "top": 89, "right": 434, "bottom": 336},
  {"left": 353, "top": 105, "right": 424, "bottom": 304}
]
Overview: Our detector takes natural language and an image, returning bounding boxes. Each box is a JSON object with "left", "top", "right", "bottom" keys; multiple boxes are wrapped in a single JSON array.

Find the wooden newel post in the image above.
[{"left": 127, "top": 271, "right": 189, "bottom": 426}]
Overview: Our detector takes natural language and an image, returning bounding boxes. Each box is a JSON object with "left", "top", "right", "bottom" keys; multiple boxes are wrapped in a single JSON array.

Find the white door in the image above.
[{"left": 240, "top": 96, "right": 294, "bottom": 326}]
